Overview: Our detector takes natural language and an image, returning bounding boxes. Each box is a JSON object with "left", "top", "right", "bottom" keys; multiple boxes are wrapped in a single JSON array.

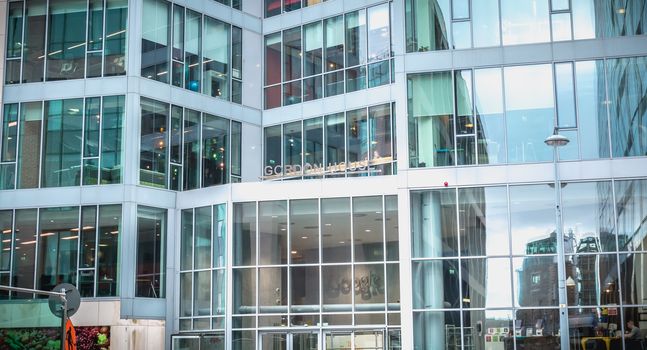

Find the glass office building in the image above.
[{"left": 0, "top": 0, "right": 646, "bottom": 349}]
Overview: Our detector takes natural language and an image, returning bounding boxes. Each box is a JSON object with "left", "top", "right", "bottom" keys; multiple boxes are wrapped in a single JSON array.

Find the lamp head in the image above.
[{"left": 544, "top": 129, "right": 570, "bottom": 147}]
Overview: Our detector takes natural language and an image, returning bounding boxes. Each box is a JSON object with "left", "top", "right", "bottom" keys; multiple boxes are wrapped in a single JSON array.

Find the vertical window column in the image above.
[{"left": 136, "top": 206, "right": 167, "bottom": 298}]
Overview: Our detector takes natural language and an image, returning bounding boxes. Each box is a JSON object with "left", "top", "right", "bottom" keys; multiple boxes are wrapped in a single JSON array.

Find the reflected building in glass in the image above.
[{"left": 0, "top": 0, "right": 646, "bottom": 349}]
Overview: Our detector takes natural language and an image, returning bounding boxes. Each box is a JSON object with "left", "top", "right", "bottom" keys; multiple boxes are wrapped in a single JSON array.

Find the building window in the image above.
[
  {"left": 4, "top": 0, "right": 126, "bottom": 84},
  {"left": 179, "top": 204, "right": 227, "bottom": 331},
  {"left": 141, "top": 0, "right": 243, "bottom": 104},
  {"left": 265, "top": 0, "right": 326, "bottom": 18},
  {"left": 139, "top": 98, "right": 242, "bottom": 190},
  {"left": 264, "top": 3, "right": 393, "bottom": 109},
  {"left": 0, "top": 205, "right": 121, "bottom": 299},
  {"left": 263, "top": 103, "right": 396, "bottom": 179},
  {"left": 136, "top": 206, "right": 167, "bottom": 298},
  {"left": 230, "top": 196, "right": 400, "bottom": 334},
  {"left": 0, "top": 96, "right": 124, "bottom": 190}
]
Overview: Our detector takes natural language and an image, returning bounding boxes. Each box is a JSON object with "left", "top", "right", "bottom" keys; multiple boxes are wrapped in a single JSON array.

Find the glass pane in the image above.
[
  {"left": 5, "top": 60, "right": 21, "bottom": 85},
  {"left": 459, "top": 186, "right": 509, "bottom": 256},
  {"left": 232, "top": 26, "right": 242, "bottom": 80},
  {"left": 101, "top": 95, "right": 124, "bottom": 184},
  {"left": 411, "top": 189, "right": 458, "bottom": 258},
  {"left": 369, "top": 104, "right": 393, "bottom": 175},
  {"left": 456, "top": 136, "right": 476, "bottom": 165},
  {"left": 472, "top": 0, "right": 500, "bottom": 47},
  {"left": 78, "top": 270, "right": 95, "bottom": 297},
  {"left": 185, "top": 10, "right": 201, "bottom": 92},
  {"left": 213, "top": 269, "right": 226, "bottom": 315},
  {"left": 504, "top": 65, "right": 554, "bottom": 163},
  {"left": 183, "top": 109, "right": 200, "bottom": 190},
  {"left": 552, "top": 12, "right": 573, "bottom": 41},
  {"left": 139, "top": 98, "right": 168, "bottom": 188},
  {"left": 42, "top": 99, "right": 83, "bottom": 187},
  {"left": 170, "top": 106, "right": 182, "bottom": 164},
  {"left": 515, "top": 309, "right": 560, "bottom": 342},
  {"left": 509, "top": 185, "right": 555, "bottom": 255},
  {"left": 172, "top": 5, "right": 184, "bottom": 62},
  {"left": 615, "top": 179, "right": 647, "bottom": 252},
  {"left": 231, "top": 121, "right": 242, "bottom": 177},
  {"left": 284, "top": 80, "right": 302, "bottom": 106},
  {"left": 141, "top": 0, "right": 170, "bottom": 82},
  {"left": 283, "top": 122, "right": 302, "bottom": 176},
  {"left": 259, "top": 266, "right": 287, "bottom": 313},
  {"left": 214, "top": 204, "right": 227, "bottom": 268},
  {"left": 233, "top": 330, "right": 256, "bottom": 350},
  {"left": 576, "top": 60, "right": 609, "bottom": 160},
  {"left": 607, "top": 56, "right": 647, "bottom": 158},
  {"left": 452, "top": 21, "right": 471, "bottom": 49},
  {"left": 203, "top": 17, "right": 230, "bottom": 99},
  {"left": 474, "top": 68, "right": 505, "bottom": 164},
  {"left": 304, "top": 22, "right": 323, "bottom": 76},
  {"left": 346, "top": 66, "right": 366, "bottom": 93},
  {"left": 513, "top": 256, "right": 559, "bottom": 307},
  {"left": 346, "top": 10, "right": 367, "bottom": 67},
  {"left": 367, "top": 60, "right": 390, "bottom": 88},
  {"left": 555, "top": 63, "right": 577, "bottom": 128},
  {"left": 572, "top": 0, "right": 596, "bottom": 40},
  {"left": 562, "top": 181, "right": 616, "bottom": 252},
  {"left": 353, "top": 196, "right": 384, "bottom": 262},
  {"left": 233, "top": 202, "right": 256, "bottom": 266},
  {"left": 453, "top": 0, "right": 469, "bottom": 20},
  {"left": 202, "top": 114, "right": 229, "bottom": 187},
  {"left": 264, "top": 125, "right": 282, "bottom": 178},
  {"left": 194, "top": 206, "right": 212, "bottom": 270},
  {"left": 1, "top": 104, "right": 19, "bottom": 162},
  {"left": 83, "top": 158, "right": 99, "bottom": 185},
  {"left": 0, "top": 162, "right": 15, "bottom": 190},
  {"left": 322, "top": 265, "right": 352, "bottom": 311},
  {"left": 180, "top": 273, "right": 191, "bottom": 316},
  {"left": 407, "top": 72, "right": 455, "bottom": 167},
  {"left": 304, "top": 117, "right": 323, "bottom": 177},
  {"left": 501, "top": 0, "right": 550, "bottom": 45},
  {"left": 232, "top": 79, "right": 242, "bottom": 104},
  {"left": 265, "top": 85, "right": 282, "bottom": 109},
  {"left": 283, "top": 27, "right": 301, "bottom": 81},
  {"left": 84, "top": 98, "right": 101, "bottom": 158},
  {"left": 325, "top": 113, "right": 345, "bottom": 176},
  {"left": 104, "top": 0, "right": 127, "bottom": 76},
  {"left": 37, "top": 207, "right": 79, "bottom": 292},
  {"left": 463, "top": 310, "right": 514, "bottom": 350},
  {"left": 23, "top": 0, "right": 47, "bottom": 83},
  {"left": 385, "top": 196, "right": 398, "bottom": 261},
  {"left": 405, "top": 0, "right": 450, "bottom": 52},
  {"left": 412, "top": 260, "right": 460, "bottom": 308},
  {"left": 461, "top": 258, "right": 512, "bottom": 308},
  {"left": 347, "top": 108, "right": 368, "bottom": 176},
  {"left": 136, "top": 206, "right": 166, "bottom": 298},
  {"left": 324, "top": 15, "right": 344, "bottom": 72},
  {"left": 194, "top": 270, "right": 211, "bottom": 315},
  {"left": 354, "top": 264, "right": 385, "bottom": 310},
  {"left": 6, "top": 2, "right": 23, "bottom": 59},
  {"left": 265, "top": 0, "right": 281, "bottom": 17},
  {"left": 324, "top": 71, "right": 344, "bottom": 97},
  {"left": 322, "top": 198, "right": 351, "bottom": 263},
  {"left": 97, "top": 205, "right": 121, "bottom": 296},
  {"left": 47, "top": 0, "right": 86, "bottom": 80},
  {"left": 13, "top": 209, "right": 38, "bottom": 295},
  {"left": 265, "top": 33, "right": 281, "bottom": 85},
  {"left": 233, "top": 268, "right": 256, "bottom": 314},
  {"left": 88, "top": 0, "right": 104, "bottom": 51},
  {"left": 552, "top": 0, "right": 569, "bottom": 11},
  {"left": 303, "top": 76, "right": 323, "bottom": 101},
  {"left": 290, "top": 199, "right": 318, "bottom": 264},
  {"left": 291, "top": 266, "right": 319, "bottom": 312},
  {"left": 284, "top": 0, "right": 301, "bottom": 12},
  {"left": 17, "top": 101, "right": 42, "bottom": 188},
  {"left": 386, "top": 263, "right": 400, "bottom": 310},
  {"left": 80, "top": 206, "right": 97, "bottom": 269},
  {"left": 180, "top": 209, "right": 193, "bottom": 270},
  {"left": 567, "top": 253, "right": 619, "bottom": 306},
  {"left": 259, "top": 201, "right": 287, "bottom": 265}
]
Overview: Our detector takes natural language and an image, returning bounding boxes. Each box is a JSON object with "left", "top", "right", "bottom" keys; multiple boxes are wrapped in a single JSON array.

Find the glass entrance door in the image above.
[{"left": 260, "top": 332, "right": 319, "bottom": 350}]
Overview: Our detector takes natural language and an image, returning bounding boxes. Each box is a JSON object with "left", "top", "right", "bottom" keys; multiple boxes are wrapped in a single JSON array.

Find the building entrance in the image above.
[{"left": 259, "top": 330, "right": 389, "bottom": 350}]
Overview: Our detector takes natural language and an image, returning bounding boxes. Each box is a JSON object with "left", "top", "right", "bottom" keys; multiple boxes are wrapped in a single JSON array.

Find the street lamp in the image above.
[{"left": 545, "top": 127, "right": 570, "bottom": 349}]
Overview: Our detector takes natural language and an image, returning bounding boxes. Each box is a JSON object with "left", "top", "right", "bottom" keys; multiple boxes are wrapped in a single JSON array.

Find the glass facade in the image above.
[
  {"left": 263, "top": 103, "right": 396, "bottom": 179},
  {"left": 141, "top": 0, "right": 243, "bottom": 103},
  {"left": 231, "top": 196, "right": 400, "bottom": 347},
  {"left": 264, "top": 3, "right": 393, "bottom": 109},
  {"left": 0, "top": 205, "right": 121, "bottom": 299},
  {"left": 4, "top": 0, "right": 127, "bottom": 84},
  {"left": 0, "top": 96, "right": 124, "bottom": 189},
  {"left": 265, "top": 0, "right": 327, "bottom": 18},
  {"left": 411, "top": 179, "right": 647, "bottom": 349},
  {"left": 408, "top": 56, "right": 647, "bottom": 168},
  {"left": 139, "top": 97, "right": 242, "bottom": 190},
  {"left": 405, "top": 0, "right": 647, "bottom": 52}
]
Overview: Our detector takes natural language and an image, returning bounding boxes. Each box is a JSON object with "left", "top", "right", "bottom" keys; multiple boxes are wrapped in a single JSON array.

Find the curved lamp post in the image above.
[{"left": 545, "top": 128, "right": 570, "bottom": 349}]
